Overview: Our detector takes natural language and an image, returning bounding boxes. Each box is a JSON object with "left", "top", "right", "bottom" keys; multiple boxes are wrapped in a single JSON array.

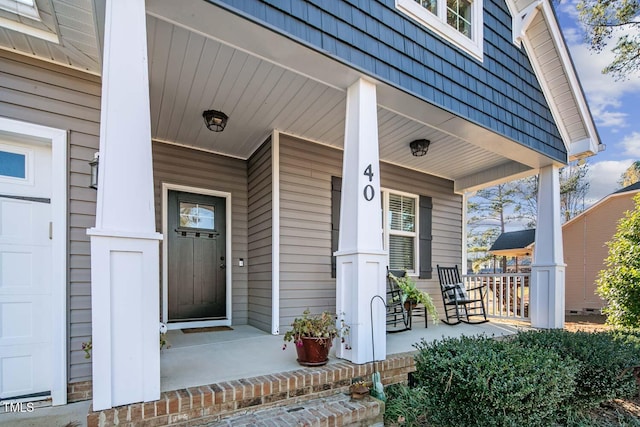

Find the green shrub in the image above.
[
  {"left": 515, "top": 330, "right": 640, "bottom": 409},
  {"left": 411, "top": 335, "right": 578, "bottom": 427},
  {"left": 383, "top": 383, "right": 430, "bottom": 427},
  {"left": 596, "top": 193, "right": 640, "bottom": 329}
]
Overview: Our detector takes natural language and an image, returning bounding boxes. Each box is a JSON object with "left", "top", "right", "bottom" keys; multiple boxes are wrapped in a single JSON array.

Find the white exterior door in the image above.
[{"left": 0, "top": 139, "right": 53, "bottom": 400}]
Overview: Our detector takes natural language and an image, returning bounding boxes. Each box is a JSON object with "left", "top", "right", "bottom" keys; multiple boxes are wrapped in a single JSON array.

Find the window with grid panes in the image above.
[
  {"left": 396, "top": 0, "right": 483, "bottom": 61},
  {"left": 386, "top": 192, "right": 418, "bottom": 273}
]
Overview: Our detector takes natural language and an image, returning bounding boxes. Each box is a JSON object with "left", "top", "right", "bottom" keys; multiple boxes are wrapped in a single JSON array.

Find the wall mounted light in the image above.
[
  {"left": 202, "top": 110, "right": 229, "bottom": 132},
  {"left": 409, "top": 139, "right": 430, "bottom": 157},
  {"left": 89, "top": 152, "right": 99, "bottom": 189}
]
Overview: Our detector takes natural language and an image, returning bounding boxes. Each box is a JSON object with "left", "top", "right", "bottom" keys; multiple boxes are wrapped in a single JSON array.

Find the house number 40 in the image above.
[{"left": 363, "top": 164, "right": 375, "bottom": 201}]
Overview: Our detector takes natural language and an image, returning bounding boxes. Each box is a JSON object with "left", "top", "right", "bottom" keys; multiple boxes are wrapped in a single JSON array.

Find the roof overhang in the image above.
[{"left": 505, "top": 0, "right": 602, "bottom": 162}]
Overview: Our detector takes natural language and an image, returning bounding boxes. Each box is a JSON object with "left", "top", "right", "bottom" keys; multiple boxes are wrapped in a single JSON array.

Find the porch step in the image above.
[
  {"left": 87, "top": 352, "right": 414, "bottom": 426},
  {"left": 195, "top": 393, "right": 384, "bottom": 427}
]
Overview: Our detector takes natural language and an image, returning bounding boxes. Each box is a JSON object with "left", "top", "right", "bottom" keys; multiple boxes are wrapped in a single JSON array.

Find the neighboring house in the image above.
[
  {"left": 0, "top": 0, "right": 600, "bottom": 414},
  {"left": 563, "top": 182, "right": 640, "bottom": 314},
  {"left": 489, "top": 228, "right": 535, "bottom": 272}
]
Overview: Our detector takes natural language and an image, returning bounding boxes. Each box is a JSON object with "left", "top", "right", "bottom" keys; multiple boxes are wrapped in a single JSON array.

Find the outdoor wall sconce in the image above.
[
  {"left": 409, "top": 139, "right": 430, "bottom": 157},
  {"left": 202, "top": 110, "right": 229, "bottom": 132},
  {"left": 89, "top": 152, "right": 99, "bottom": 189}
]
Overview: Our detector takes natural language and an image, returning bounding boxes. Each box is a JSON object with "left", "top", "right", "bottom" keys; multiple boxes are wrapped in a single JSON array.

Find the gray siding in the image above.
[
  {"left": 278, "top": 135, "right": 461, "bottom": 326},
  {"left": 247, "top": 140, "right": 273, "bottom": 332},
  {"left": 152, "top": 142, "right": 249, "bottom": 324},
  {"left": 0, "top": 50, "right": 101, "bottom": 383}
]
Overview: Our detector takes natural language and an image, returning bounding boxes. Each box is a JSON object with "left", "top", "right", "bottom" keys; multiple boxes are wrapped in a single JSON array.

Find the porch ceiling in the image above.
[{"left": 148, "top": 15, "right": 504, "bottom": 181}]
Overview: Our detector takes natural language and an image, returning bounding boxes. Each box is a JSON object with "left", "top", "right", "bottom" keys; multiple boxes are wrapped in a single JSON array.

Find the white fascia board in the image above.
[{"left": 506, "top": 0, "right": 600, "bottom": 160}]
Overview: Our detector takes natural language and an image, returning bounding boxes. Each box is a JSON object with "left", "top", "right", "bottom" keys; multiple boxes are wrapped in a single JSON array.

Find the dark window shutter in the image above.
[
  {"left": 331, "top": 176, "right": 341, "bottom": 278},
  {"left": 419, "top": 195, "right": 433, "bottom": 279}
]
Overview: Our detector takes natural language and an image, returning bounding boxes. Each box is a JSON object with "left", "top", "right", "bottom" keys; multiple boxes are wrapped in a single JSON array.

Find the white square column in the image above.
[
  {"left": 530, "top": 165, "right": 565, "bottom": 329},
  {"left": 87, "top": 0, "right": 162, "bottom": 410},
  {"left": 335, "top": 79, "right": 387, "bottom": 364}
]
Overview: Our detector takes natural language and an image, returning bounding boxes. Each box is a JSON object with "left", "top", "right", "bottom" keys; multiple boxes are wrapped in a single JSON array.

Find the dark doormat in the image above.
[{"left": 181, "top": 326, "right": 233, "bottom": 333}]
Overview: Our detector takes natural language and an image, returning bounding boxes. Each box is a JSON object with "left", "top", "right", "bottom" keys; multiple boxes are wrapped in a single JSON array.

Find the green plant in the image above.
[
  {"left": 384, "top": 384, "right": 431, "bottom": 426},
  {"left": 282, "top": 309, "right": 349, "bottom": 349},
  {"left": 597, "top": 193, "right": 640, "bottom": 329},
  {"left": 388, "top": 272, "right": 438, "bottom": 323},
  {"left": 515, "top": 329, "right": 640, "bottom": 410},
  {"left": 411, "top": 335, "right": 577, "bottom": 427},
  {"left": 81, "top": 332, "right": 169, "bottom": 359}
]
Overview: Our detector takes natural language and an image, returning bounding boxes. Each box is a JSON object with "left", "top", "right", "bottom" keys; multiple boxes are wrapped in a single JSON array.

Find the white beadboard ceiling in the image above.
[{"left": 0, "top": 0, "right": 102, "bottom": 73}]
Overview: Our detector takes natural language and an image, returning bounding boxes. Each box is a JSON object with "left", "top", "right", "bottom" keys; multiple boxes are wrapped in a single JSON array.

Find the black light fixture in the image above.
[
  {"left": 202, "top": 110, "right": 229, "bottom": 132},
  {"left": 409, "top": 139, "right": 430, "bottom": 157},
  {"left": 89, "top": 152, "right": 99, "bottom": 189}
]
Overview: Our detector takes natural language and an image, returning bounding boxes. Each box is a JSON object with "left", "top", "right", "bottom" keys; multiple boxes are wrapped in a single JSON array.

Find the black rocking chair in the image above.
[
  {"left": 437, "top": 265, "right": 488, "bottom": 325},
  {"left": 386, "top": 269, "right": 410, "bottom": 333}
]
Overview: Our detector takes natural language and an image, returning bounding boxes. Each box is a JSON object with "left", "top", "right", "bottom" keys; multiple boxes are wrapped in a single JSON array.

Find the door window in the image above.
[
  {"left": 0, "top": 150, "right": 26, "bottom": 179},
  {"left": 179, "top": 201, "right": 215, "bottom": 230}
]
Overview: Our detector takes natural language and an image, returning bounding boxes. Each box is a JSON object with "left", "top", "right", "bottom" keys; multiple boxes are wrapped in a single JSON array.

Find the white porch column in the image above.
[
  {"left": 530, "top": 165, "right": 565, "bottom": 329},
  {"left": 335, "top": 79, "right": 387, "bottom": 364},
  {"left": 87, "top": 0, "right": 162, "bottom": 410}
]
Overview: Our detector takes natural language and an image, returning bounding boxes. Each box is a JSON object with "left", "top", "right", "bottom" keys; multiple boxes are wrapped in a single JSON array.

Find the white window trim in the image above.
[
  {"left": 382, "top": 188, "right": 420, "bottom": 275},
  {"left": 0, "top": 0, "right": 41, "bottom": 21},
  {"left": 397, "top": 0, "right": 484, "bottom": 61},
  {"left": 0, "top": 142, "right": 33, "bottom": 185}
]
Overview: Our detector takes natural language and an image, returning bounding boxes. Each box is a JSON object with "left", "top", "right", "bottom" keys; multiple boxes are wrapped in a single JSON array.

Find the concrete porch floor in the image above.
[{"left": 160, "top": 320, "right": 523, "bottom": 392}]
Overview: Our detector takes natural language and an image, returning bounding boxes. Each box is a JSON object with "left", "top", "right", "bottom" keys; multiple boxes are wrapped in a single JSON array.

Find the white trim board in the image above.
[
  {"left": 0, "top": 116, "right": 67, "bottom": 405},
  {"left": 161, "top": 183, "right": 233, "bottom": 330}
]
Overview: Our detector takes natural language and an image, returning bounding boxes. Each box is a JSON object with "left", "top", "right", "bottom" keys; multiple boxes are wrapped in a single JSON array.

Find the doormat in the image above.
[{"left": 181, "top": 326, "right": 233, "bottom": 333}]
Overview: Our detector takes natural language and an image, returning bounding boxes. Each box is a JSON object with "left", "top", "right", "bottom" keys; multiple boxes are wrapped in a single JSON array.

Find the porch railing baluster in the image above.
[{"left": 463, "top": 272, "right": 530, "bottom": 320}]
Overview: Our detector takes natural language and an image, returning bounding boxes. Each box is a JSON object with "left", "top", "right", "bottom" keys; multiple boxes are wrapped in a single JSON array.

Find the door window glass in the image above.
[
  {"left": 0, "top": 150, "right": 26, "bottom": 179},
  {"left": 179, "top": 202, "right": 215, "bottom": 230}
]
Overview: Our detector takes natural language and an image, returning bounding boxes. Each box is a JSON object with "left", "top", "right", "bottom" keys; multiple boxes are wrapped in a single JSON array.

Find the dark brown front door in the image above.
[{"left": 168, "top": 190, "right": 226, "bottom": 321}]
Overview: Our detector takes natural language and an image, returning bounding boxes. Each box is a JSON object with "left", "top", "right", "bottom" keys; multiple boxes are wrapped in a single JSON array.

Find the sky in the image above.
[{"left": 555, "top": 0, "right": 640, "bottom": 205}]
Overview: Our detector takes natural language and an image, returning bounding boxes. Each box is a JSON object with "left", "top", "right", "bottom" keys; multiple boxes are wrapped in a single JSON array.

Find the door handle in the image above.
[{"left": 220, "top": 264, "right": 226, "bottom": 269}]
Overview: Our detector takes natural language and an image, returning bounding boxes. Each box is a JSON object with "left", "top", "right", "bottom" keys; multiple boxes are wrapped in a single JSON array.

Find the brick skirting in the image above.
[
  {"left": 68, "top": 380, "right": 93, "bottom": 403},
  {"left": 87, "top": 352, "right": 416, "bottom": 427}
]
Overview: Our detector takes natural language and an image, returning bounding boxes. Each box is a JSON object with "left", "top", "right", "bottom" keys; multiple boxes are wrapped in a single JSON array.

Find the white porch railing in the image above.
[{"left": 463, "top": 273, "right": 530, "bottom": 320}]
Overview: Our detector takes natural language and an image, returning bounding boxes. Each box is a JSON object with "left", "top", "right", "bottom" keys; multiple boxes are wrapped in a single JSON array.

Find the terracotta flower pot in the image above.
[{"left": 295, "top": 336, "right": 332, "bottom": 366}]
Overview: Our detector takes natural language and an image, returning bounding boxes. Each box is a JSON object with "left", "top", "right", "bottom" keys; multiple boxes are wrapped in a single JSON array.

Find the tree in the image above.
[
  {"left": 559, "top": 162, "right": 590, "bottom": 222},
  {"left": 467, "top": 183, "right": 520, "bottom": 272},
  {"left": 577, "top": 0, "right": 640, "bottom": 79},
  {"left": 510, "top": 162, "right": 590, "bottom": 225},
  {"left": 512, "top": 175, "right": 538, "bottom": 228},
  {"left": 596, "top": 193, "right": 640, "bottom": 328},
  {"left": 618, "top": 160, "right": 640, "bottom": 187}
]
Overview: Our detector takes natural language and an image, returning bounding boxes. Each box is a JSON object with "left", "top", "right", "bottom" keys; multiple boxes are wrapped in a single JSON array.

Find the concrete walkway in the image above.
[{"left": 0, "top": 400, "right": 91, "bottom": 427}]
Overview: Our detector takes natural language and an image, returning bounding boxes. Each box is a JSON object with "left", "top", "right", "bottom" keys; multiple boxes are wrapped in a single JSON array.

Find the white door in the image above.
[{"left": 0, "top": 139, "right": 53, "bottom": 400}]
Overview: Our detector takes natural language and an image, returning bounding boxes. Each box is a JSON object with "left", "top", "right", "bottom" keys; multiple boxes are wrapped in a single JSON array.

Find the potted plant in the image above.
[
  {"left": 283, "top": 309, "right": 349, "bottom": 366},
  {"left": 389, "top": 272, "right": 438, "bottom": 323}
]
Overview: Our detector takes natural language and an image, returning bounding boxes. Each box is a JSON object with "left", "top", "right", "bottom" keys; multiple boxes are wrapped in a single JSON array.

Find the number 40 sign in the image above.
[{"left": 363, "top": 164, "right": 375, "bottom": 201}]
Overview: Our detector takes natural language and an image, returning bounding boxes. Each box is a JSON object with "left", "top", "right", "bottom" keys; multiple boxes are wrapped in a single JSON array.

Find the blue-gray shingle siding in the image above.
[{"left": 210, "top": 0, "right": 567, "bottom": 162}]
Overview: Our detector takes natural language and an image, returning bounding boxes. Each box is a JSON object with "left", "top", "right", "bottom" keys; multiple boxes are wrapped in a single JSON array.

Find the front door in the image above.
[
  {"left": 168, "top": 190, "right": 226, "bottom": 322},
  {"left": 0, "top": 139, "right": 52, "bottom": 400}
]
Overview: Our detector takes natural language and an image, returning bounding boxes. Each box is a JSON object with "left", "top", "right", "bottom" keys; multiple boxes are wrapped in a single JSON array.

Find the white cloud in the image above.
[
  {"left": 621, "top": 132, "right": 640, "bottom": 157},
  {"left": 584, "top": 159, "right": 634, "bottom": 205}
]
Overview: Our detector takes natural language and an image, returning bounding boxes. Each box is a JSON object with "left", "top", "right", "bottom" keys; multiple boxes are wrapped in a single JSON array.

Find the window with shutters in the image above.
[{"left": 383, "top": 191, "right": 418, "bottom": 274}]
